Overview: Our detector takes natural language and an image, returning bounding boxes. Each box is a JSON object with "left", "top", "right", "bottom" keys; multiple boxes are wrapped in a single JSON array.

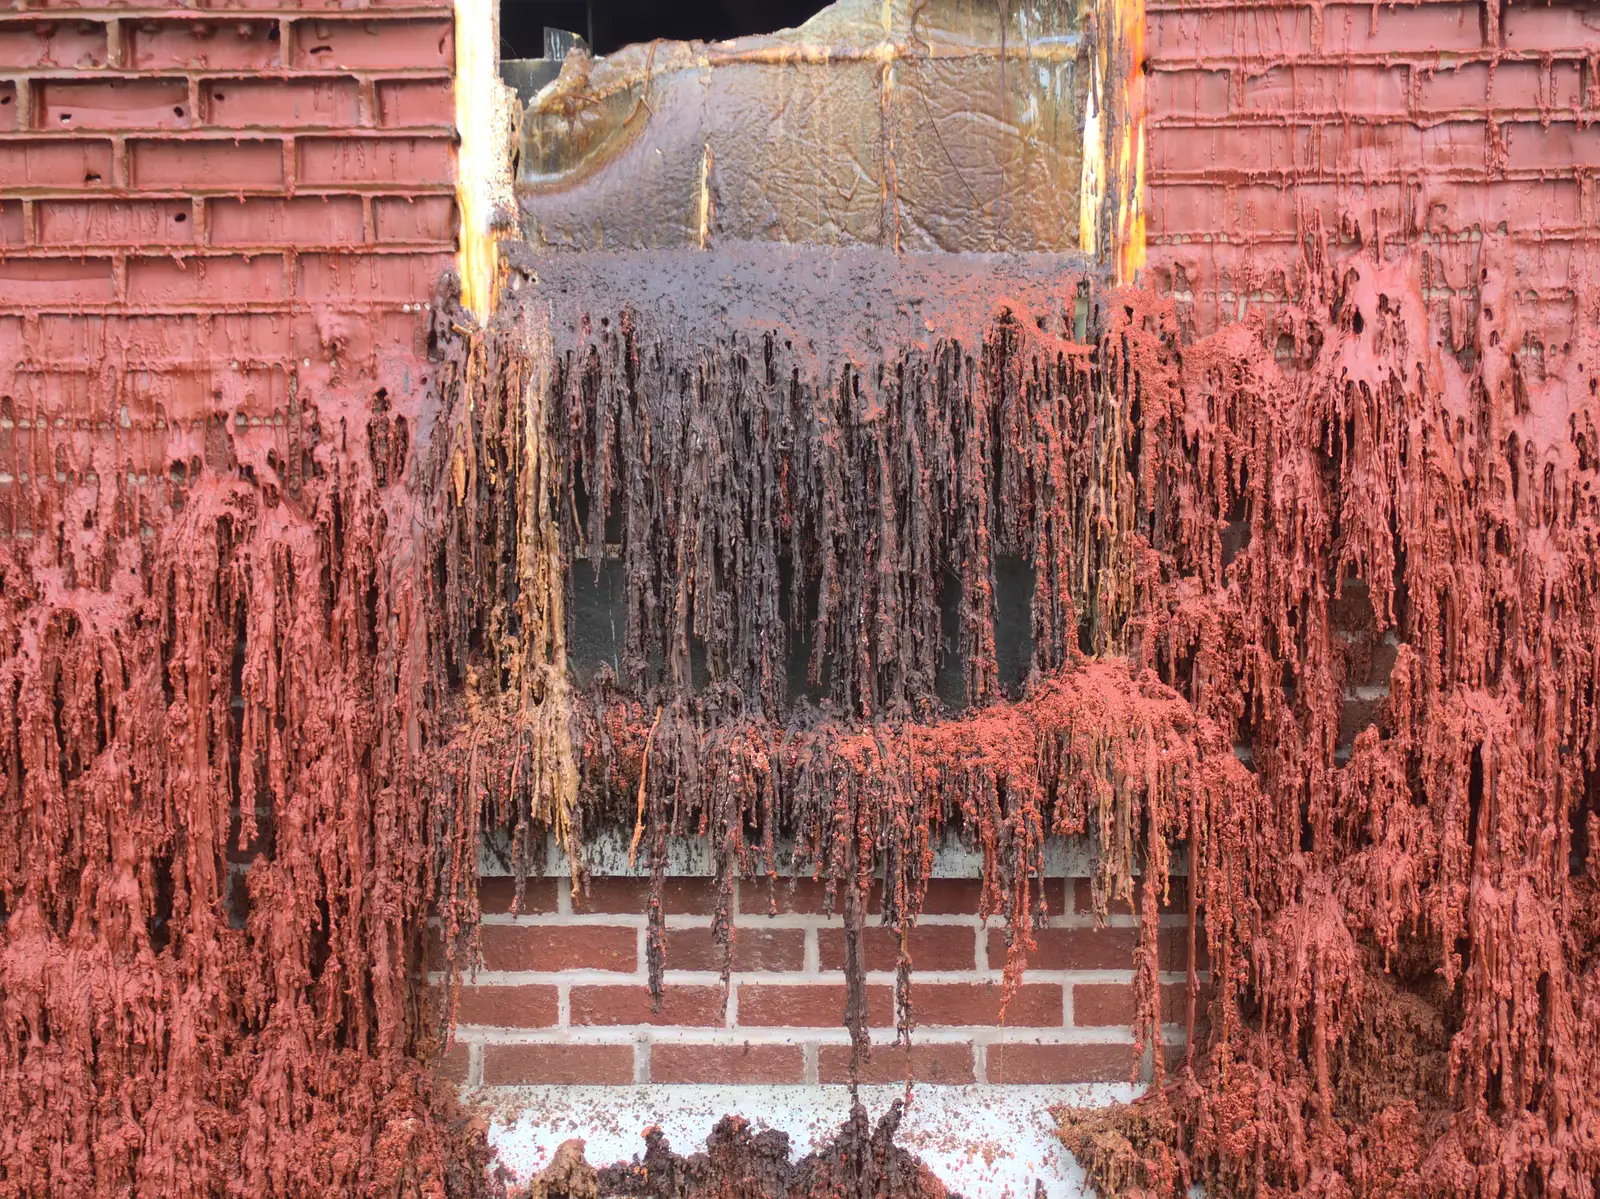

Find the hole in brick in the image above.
[
  {"left": 84, "top": 172, "right": 101, "bottom": 183},
  {"left": 174, "top": 212, "right": 187, "bottom": 222},
  {"left": 60, "top": 113, "right": 73, "bottom": 123},
  {"left": 214, "top": 91, "right": 226, "bottom": 101},
  {"left": 308, "top": 43, "right": 332, "bottom": 54},
  {"left": 174, "top": 106, "right": 184, "bottom": 117}
]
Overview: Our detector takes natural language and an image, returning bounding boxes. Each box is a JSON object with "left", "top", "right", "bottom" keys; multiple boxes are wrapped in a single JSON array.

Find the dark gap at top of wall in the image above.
[{"left": 500, "top": 0, "right": 830, "bottom": 62}]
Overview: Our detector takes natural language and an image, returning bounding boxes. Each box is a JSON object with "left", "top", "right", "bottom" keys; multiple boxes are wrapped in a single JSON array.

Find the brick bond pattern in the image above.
[
  {"left": 0, "top": 0, "right": 454, "bottom": 512},
  {"left": 1145, "top": 0, "right": 1600, "bottom": 340},
  {"left": 440, "top": 876, "right": 1193, "bottom": 1087}
]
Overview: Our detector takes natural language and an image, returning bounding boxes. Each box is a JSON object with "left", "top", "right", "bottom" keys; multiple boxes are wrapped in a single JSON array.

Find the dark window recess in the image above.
[
  {"left": 937, "top": 556, "right": 1035, "bottom": 711},
  {"left": 994, "top": 555, "right": 1036, "bottom": 694},
  {"left": 500, "top": 0, "right": 830, "bottom": 68},
  {"left": 782, "top": 567, "right": 829, "bottom": 707},
  {"left": 569, "top": 556, "right": 626, "bottom": 686}
]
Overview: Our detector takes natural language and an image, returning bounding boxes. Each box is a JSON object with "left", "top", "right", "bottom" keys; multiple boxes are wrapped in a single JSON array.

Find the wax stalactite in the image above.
[
  {"left": 437, "top": 237, "right": 1599, "bottom": 1193},
  {"left": 0, "top": 291, "right": 497, "bottom": 1193}
]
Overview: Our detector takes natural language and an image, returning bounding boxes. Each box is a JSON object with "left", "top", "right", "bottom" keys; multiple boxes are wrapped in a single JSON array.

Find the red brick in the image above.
[
  {"left": 1239, "top": 65, "right": 1408, "bottom": 116},
  {"left": 0, "top": 82, "right": 13, "bottom": 133},
  {"left": 1416, "top": 61, "right": 1583, "bottom": 114},
  {"left": 571, "top": 985, "right": 726, "bottom": 1026},
  {"left": 817, "top": 1041, "right": 975, "bottom": 1084},
  {"left": 478, "top": 923, "right": 636, "bottom": 972},
  {"left": 1505, "top": 122, "right": 1600, "bottom": 172},
  {"left": 818, "top": 925, "right": 975, "bottom": 972},
  {"left": 737, "top": 984, "right": 894, "bottom": 1028},
  {"left": 204, "top": 77, "right": 360, "bottom": 129},
  {"left": 987, "top": 1042, "right": 1133, "bottom": 1084},
  {"left": 0, "top": 19, "right": 107, "bottom": 70},
  {"left": 650, "top": 1043, "right": 803, "bottom": 1083},
  {"left": 132, "top": 139, "right": 284, "bottom": 190},
  {"left": 1149, "top": 7, "right": 1316, "bottom": 63},
  {"left": 989, "top": 926, "right": 1137, "bottom": 971},
  {"left": 1420, "top": 180, "right": 1581, "bottom": 234},
  {"left": 127, "top": 19, "right": 282, "bottom": 71},
  {"left": 434, "top": 1041, "right": 471, "bottom": 1084},
  {"left": 899, "top": 879, "right": 984, "bottom": 916},
  {"left": 297, "top": 252, "right": 452, "bottom": 301},
  {"left": 1154, "top": 123, "right": 1303, "bottom": 177},
  {"left": 477, "top": 876, "right": 560, "bottom": 915},
  {"left": 1503, "top": 3, "right": 1600, "bottom": 53},
  {"left": 291, "top": 18, "right": 453, "bottom": 70},
  {"left": 1318, "top": 3, "right": 1483, "bottom": 55},
  {"left": 1072, "top": 877, "right": 1189, "bottom": 917},
  {"left": 376, "top": 78, "right": 453, "bottom": 128},
  {"left": 739, "top": 878, "right": 851, "bottom": 915},
  {"left": 1147, "top": 68, "right": 1230, "bottom": 121},
  {"left": 374, "top": 195, "right": 455, "bottom": 243},
  {"left": 126, "top": 255, "right": 284, "bottom": 305},
  {"left": 37, "top": 199, "right": 193, "bottom": 246},
  {"left": 483, "top": 1044, "right": 633, "bottom": 1085},
  {"left": 910, "top": 981, "right": 1060, "bottom": 1027},
  {"left": 0, "top": 257, "right": 115, "bottom": 304},
  {"left": 0, "top": 201, "right": 23, "bottom": 248},
  {"left": 572, "top": 877, "right": 719, "bottom": 915},
  {"left": 209, "top": 196, "right": 363, "bottom": 247},
  {"left": 453, "top": 984, "right": 559, "bottom": 1027},
  {"left": 0, "top": 139, "right": 113, "bottom": 189},
  {"left": 1072, "top": 983, "right": 1186, "bottom": 1027},
  {"left": 297, "top": 137, "right": 452, "bottom": 187},
  {"left": 663, "top": 927, "right": 805, "bottom": 972},
  {"left": 34, "top": 78, "right": 191, "bottom": 131}
]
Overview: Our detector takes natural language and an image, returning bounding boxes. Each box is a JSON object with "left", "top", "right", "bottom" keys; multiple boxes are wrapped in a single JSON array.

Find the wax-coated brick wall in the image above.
[
  {"left": 1146, "top": 0, "right": 1600, "bottom": 342},
  {"left": 0, "top": 2, "right": 457, "bottom": 536}
]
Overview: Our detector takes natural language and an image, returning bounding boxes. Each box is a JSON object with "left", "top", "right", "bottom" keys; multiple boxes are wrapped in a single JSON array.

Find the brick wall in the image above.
[
  {"left": 0, "top": 0, "right": 458, "bottom": 490},
  {"left": 443, "top": 866, "right": 1190, "bottom": 1089},
  {"left": 1145, "top": 0, "right": 1600, "bottom": 340}
]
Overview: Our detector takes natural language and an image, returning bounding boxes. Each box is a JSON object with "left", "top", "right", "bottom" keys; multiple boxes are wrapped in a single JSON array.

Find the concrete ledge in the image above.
[{"left": 467, "top": 1082, "right": 1140, "bottom": 1198}]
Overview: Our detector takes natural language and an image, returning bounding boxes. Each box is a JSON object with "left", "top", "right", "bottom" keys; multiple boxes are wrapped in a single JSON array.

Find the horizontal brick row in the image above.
[
  {"left": 0, "top": 76, "right": 450, "bottom": 130},
  {"left": 0, "top": 309, "right": 432, "bottom": 372},
  {"left": 438, "top": 1036, "right": 1157, "bottom": 1086},
  {"left": 453, "top": 980, "right": 1185, "bottom": 1030},
  {"left": 0, "top": 250, "right": 453, "bottom": 307},
  {"left": 0, "top": 194, "right": 455, "bottom": 248},
  {"left": 0, "top": 15, "right": 453, "bottom": 73},
  {"left": 1150, "top": 119, "right": 1600, "bottom": 181},
  {"left": 0, "top": 135, "right": 454, "bottom": 189}
]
